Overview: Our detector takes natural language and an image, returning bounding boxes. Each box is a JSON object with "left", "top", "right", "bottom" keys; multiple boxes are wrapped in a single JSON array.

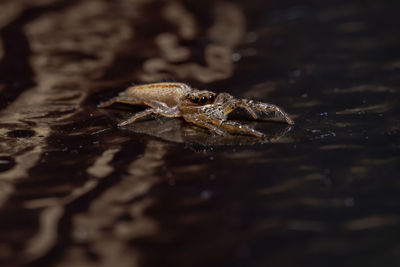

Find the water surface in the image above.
[{"left": 0, "top": 0, "right": 399, "bottom": 266}]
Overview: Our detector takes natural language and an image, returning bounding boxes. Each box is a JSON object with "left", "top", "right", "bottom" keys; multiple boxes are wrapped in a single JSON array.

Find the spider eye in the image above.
[
  {"left": 200, "top": 96, "right": 208, "bottom": 104},
  {"left": 209, "top": 95, "right": 215, "bottom": 102},
  {"left": 193, "top": 97, "right": 199, "bottom": 103}
]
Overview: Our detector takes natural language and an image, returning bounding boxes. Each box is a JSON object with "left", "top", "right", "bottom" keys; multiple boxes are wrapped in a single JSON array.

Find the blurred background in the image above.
[{"left": 0, "top": 0, "right": 399, "bottom": 266}]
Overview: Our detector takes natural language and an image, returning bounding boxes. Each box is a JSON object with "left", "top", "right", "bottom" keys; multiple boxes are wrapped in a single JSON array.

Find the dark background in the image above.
[{"left": 0, "top": 0, "right": 399, "bottom": 266}]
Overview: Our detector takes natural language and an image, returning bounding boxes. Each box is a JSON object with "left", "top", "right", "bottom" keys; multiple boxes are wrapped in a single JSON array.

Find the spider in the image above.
[{"left": 98, "top": 82, "right": 294, "bottom": 138}]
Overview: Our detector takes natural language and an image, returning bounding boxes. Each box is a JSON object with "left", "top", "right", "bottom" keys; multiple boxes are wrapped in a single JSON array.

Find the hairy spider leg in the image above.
[
  {"left": 118, "top": 107, "right": 181, "bottom": 126},
  {"left": 97, "top": 96, "right": 181, "bottom": 126},
  {"left": 183, "top": 106, "right": 263, "bottom": 137},
  {"left": 214, "top": 93, "right": 294, "bottom": 125},
  {"left": 217, "top": 120, "right": 265, "bottom": 138},
  {"left": 214, "top": 93, "right": 258, "bottom": 119},
  {"left": 183, "top": 114, "right": 228, "bottom": 136},
  {"left": 240, "top": 100, "right": 295, "bottom": 125},
  {"left": 98, "top": 96, "right": 170, "bottom": 109},
  {"left": 118, "top": 109, "right": 154, "bottom": 126},
  {"left": 180, "top": 96, "right": 261, "bottom": 137},
  {"left": 236, "top": 101, "right": 258, "bottom": 119}
]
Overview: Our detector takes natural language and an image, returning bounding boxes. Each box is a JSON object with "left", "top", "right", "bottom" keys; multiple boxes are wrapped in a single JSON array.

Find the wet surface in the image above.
[{"left": 0, "top": 0, "right": 399, "bottom": 266}]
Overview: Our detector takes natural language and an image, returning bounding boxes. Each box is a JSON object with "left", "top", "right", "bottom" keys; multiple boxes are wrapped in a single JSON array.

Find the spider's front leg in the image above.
[
  {"left": 183, "top": 114, "right": 228, "bottom": 136},
  {"left": 214, "top": 93, "right": 261, "bottom": 120},
  {"left": 215, "top": 93, "right": 294, "bottom": 125},
  {"left": 237, "top": 99, "right": 294, "bottom": 125},
  {"left": 183, "top": 113, "right": 264, "bottom": 138},
  {"left": 217, "top": 120, "right": 265, "bottom": 138}
]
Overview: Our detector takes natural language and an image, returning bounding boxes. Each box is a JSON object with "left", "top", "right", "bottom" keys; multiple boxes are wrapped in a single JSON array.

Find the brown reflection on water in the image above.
[
  {"left": 56, "top": 140, "right": 166, "bottom": 267},
  {"left": 139, "top": 2, "right": 245, "bottom": 83}
]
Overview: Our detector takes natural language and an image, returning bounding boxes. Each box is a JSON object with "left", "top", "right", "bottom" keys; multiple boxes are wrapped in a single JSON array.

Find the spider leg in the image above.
[
  {"left": 214, "top": 93, "right": 259, "bottom": 120},
  {"left": 98, "top": 96, "right": 131, "bottom": 108},
  {"left": 237, "top": 101, "right": 258, "bottom": 119},
  {"left": 217, "top": 120, "right": 265, "bottom": 138},
  {"left": 118, "top": 106, "right": 181, "bottom": 127},
  {"left": 238, "top": 100, "right": 294, "bottom": 125},
  {"left": 181, "top": 94, "right": 262, "bottom": 137},
  {"left": 183, "top": 115, "right": 228, "bottom": 136},
  {"left": 118, "top": 108, "right": 154, "bottom": 126},
  {"left": 215, "top": 93, "right": 293, "bottom": 124},
  {"left": 98, "top": 96, "right": 170, "bottom": 110},
  {"left": 99, "top": 96, "right": 181, "bottom": 126}
]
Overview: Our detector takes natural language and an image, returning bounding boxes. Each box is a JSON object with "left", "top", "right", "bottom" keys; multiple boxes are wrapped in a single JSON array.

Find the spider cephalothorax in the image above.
[{"left": 98, "top": 82, "right": 294, "bottom": 138}]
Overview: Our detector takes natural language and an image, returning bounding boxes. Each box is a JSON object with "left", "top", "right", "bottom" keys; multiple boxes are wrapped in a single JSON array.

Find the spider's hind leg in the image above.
[
  {"left": 98, "top": 96, "right": 123, "bottom": 108},
  {"left": 98, "top": 96, "right": 171, "bottom": 110},
  {"left": 118, "top": 108, "right": 154, "bottom": 126},
  {"left": 97, "top": 96, "right": 151, "bottom": 108},
  {"left": 118, "top": 106, "right": 181, "bottom": 127}
]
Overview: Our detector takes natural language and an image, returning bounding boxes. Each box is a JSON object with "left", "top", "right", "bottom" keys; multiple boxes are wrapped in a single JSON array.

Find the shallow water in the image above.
[{"left": 0, "top": 0, "right": 399, "bottom": 266}]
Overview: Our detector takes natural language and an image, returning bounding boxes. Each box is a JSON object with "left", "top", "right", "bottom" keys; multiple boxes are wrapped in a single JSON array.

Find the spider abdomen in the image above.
[{"left": 125, "top": 82, "right": 191, "bottom": 107}]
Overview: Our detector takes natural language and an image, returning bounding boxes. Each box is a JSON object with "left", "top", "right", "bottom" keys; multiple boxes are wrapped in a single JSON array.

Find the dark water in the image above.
[{"left": 0, "top": 0, "right": 399, "bottom": 266}]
